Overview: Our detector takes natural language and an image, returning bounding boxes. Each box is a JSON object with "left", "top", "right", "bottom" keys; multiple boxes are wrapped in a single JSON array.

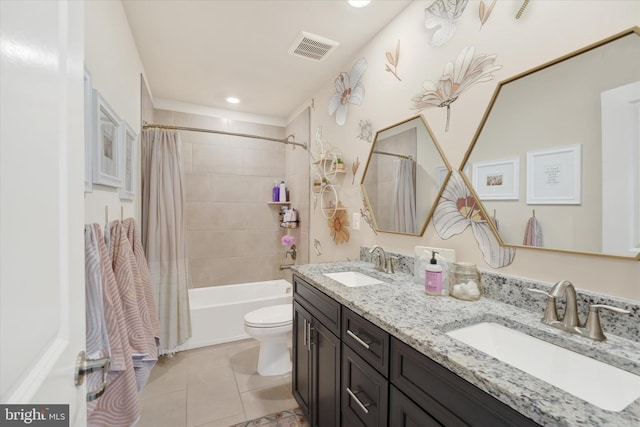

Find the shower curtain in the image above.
[
  {"left": 391, "top": 158, "right": 418, "bottom": 234},
  {"left": 141, "top": 129, "right": 191, "bottom": 354}
]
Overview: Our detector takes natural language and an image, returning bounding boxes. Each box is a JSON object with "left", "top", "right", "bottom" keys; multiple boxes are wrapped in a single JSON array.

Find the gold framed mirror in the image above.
[
  {"left": 461, "top": 27, "right": 640, "bottom": 259},
  {"left": 361, "top": 115, "right": 451, "bottom": 236}
]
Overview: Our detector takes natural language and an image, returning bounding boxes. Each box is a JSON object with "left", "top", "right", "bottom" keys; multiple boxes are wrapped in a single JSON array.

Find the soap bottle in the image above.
[
  {"left": 272, "top": 181, "right": 280, "bottom": 202},
  {"left": 279, "top": 180, "right": 287, "bottom": 202},
  {"left": 425, "top": 251, "right": 442, "bottom": 296}
]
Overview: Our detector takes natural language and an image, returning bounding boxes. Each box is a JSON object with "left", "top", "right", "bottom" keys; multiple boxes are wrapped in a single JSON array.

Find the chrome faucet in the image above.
[
  {"left": 368, "top": 245, "right": 395, "bottom": 274},
  {"left": 528, "top": 280, "right": 630, "bottom": 341}
]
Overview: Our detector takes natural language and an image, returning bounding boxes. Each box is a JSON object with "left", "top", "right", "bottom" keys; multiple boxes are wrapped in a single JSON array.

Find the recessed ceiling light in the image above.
[
  {"left": 348, "top": 0, "right": 371, "bottom": 7},
  {"left": 226, "top": 97, "right": 240, "bottom": 104}
]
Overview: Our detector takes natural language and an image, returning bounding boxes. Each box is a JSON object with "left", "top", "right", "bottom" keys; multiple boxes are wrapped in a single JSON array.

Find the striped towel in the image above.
[
  {"left": 84, "top": 226, "right": 111, "bottom": 403},
  {"left": 123, "top": 217, "right": 159, "bottom": 389},
  {"left": 523, "top": 215, "right": 543, "bottom": 247},
  {"left": 86, "top": 224, "right": 140, "bottom": 427},
  {"left": 108, "top": 220, "right": 158, "bottom": 391}
]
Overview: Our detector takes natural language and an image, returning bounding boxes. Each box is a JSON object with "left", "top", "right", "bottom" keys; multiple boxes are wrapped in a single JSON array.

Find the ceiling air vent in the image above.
[{"left": 288, "top": 31, "right": 339, "bottom": 61}]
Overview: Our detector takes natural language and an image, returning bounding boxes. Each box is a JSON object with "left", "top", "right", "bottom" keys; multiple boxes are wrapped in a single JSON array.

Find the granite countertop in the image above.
[{"left": 291, "top": 261, "right": 640, "bottom": 427}]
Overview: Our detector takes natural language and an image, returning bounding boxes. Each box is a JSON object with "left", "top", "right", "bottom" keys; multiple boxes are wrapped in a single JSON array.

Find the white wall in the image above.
[
  {"left": 84, "top": 0, "right": 145, "bottom": 225},
  {"left": 299, "top": 0, "right": 640, "bottom": 300}
]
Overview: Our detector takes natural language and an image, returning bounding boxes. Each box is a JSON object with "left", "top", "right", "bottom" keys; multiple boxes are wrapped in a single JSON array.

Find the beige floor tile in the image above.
[
  {"left": 142, "top": 352, "right": 189, "bottom": 397},
  {"left": 186, "top": 342, "right": 234, "bottom": 369},
  {"left": 240, "top": 382, "right": 298, "bottom": 421},
  {"left": 187, "top": 364, "right": 244, "bottom": 427},
  {"left": 137, "top": 389, "right": 187, "bottom": 427},
  {"left": 139, "top": 339, "right": 297, "bottom": 427}
]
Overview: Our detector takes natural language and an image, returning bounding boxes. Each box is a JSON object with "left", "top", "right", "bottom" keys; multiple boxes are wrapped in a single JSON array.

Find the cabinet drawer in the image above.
[
  {"left": 342, "top": 344, "right": 388, "bottom": 427},
  {"left": 389, "top": 385, "right": 441, "bottom": 427},
  {"left": 293, "top": 274, "right": 341, "bottom": 336},
  {"left": 391, "top": 337, "right": 540, "bottom": 427},
  {"left": 342, "top": 307, "right": 390, "bottom": 377}
]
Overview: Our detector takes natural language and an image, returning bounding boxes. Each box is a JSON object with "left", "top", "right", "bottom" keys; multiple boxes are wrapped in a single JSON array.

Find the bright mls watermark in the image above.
[{"left": 1, "top": 405, "right": 69, "bottom": 426}]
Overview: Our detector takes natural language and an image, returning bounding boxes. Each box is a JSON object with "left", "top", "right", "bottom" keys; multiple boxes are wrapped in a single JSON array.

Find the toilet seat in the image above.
[{"left": 244, "top": 304, "right": 292, "bottom": 328}]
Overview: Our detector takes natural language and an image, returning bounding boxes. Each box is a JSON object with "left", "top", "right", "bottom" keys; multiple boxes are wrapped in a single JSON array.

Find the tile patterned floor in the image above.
[
  {"left": 229, "top": 408, "right": 309, "bottom": 427},
  {"left": 137, "top": 339, "right": 299, "bottom": 427}
]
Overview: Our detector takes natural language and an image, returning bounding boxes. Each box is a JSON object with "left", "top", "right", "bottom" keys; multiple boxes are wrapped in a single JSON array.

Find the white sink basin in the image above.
[
  {"left": 446, "top": 322, "right": 640, "bottom": 412},
  {"left": 323, "top": 271, "right": 384, "bottom": 287}
]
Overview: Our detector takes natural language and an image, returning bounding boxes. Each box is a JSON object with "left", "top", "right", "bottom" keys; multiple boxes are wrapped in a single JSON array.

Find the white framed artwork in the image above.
[
  {"left": 84, "top": 68, "right": 93, "bottom": 193},
  {"left": 119, "top": 122, "right": 137, "bottom": 200},
  {"left": 471, "top": 157, "right": 520, "bottom": 200},
  {"left": 526, "top": 144, "right": 582, "bottom": 205},
  {"left": 92, "top": 90, "right": 123, "bottom": 188}
]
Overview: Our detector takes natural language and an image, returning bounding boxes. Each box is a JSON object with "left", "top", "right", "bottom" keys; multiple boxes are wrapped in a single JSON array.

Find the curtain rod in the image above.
[
  {"left": 373, "top": 150, "right": 413, "bottom": 160},
  {"left": 142, "top": 121, "right": 307, "bottom": 150}
]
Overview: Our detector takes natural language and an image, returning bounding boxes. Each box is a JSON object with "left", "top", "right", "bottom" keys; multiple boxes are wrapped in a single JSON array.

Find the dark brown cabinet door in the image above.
[
  {"left": 389, "top": 385, "right": 442, "bottom": 427},
  {"left": 314, "top": 320, "right": 341, "bottom": 427},
  {"left": 342, "top": 344, "right": 388, "bottom": 427},
  {"left": 293, "top": 301, "right": 312, "bottom": 417},
  {"left": 293, "top": 299, "right": 341, "bottom": 427}
]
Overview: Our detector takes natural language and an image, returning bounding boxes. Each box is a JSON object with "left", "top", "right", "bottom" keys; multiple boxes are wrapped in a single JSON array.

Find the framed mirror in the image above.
[
  {"left": 461, "top": 27, "right": 640, "bottom": 259},
  {"left": 361, "top": 115, "right": 451, "bottom": 236}
]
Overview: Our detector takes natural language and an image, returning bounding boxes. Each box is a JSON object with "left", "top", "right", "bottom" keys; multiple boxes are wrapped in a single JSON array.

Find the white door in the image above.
[{"left": 1, "top": 1, "right": 87, "bottom": 426}]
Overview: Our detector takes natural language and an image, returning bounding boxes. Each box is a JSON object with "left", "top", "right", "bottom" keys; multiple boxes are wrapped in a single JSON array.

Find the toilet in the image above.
[{"left": 243, "top": 303, "right": 293, "bottom": 376}]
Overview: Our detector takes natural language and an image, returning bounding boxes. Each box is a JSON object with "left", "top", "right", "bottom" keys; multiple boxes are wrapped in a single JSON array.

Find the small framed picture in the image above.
[
  {"left": 84, "top": 68, "right": 93, "bottom": 193},
  {"left": 92, "top": 90, "right": 123, "bottom": 188},
  {"left": 119, "top": 122, "right": 137, "bottom": 200},
  {"left": 527, "top": 144, "right": 582, "bottom": 205},
  {"left": 471, "top": 157, "right": 520, "bottom": 200}
]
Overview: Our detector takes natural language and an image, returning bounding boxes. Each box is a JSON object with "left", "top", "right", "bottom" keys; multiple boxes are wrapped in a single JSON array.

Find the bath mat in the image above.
[{"left": 230, "top": 408, "right": 309, "bottom": 427}]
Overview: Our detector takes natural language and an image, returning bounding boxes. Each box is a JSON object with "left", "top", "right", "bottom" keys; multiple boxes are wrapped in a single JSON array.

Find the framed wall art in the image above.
[
  {"left": 119, "top": 122, "right": 137, "bottom": 200},
  {"left": 92, "top": 89, "right": 123, "bottom": 188},
  {"left": 526, "top": 144, "right": 582, "bottom": 204},
  {"left": 84, "top": 68, "right": 93, "bottom": 193},
  {"left": 471, "top": 157, "right": 520, "bottom": 200}
]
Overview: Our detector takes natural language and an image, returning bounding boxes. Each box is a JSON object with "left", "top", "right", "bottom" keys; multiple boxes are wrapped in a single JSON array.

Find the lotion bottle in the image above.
[
  {"left": 279, "top": 180, "right": 287, "bottom": 202},
  {"left": 425, "top": 251, "right": 442, "bottom": 296}
]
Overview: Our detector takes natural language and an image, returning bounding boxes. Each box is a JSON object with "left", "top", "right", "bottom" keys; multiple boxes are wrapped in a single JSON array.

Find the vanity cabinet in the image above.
[
  {"left": 293, "top": 273, "right": 540, "bottom": 427},
  {"left": 293, "top": 276, "right": 341, "bottom": 427},
  {"left": 390, "top": 337, "right": 540, "bottom": 427}
]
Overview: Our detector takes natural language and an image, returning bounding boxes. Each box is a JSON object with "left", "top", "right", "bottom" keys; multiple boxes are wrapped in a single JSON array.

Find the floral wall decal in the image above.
[
  {"left": 328, "top": 202, "right": 350, "bottom": 244},
  {"left": 432, "top": 170, "right": 515, "bottom": 268},
  {"left": 424, "top": 0, "right": 469, "bottom": 46},
  {"left": 357, "top": 119, "right": 373, "bottom": 143},
  {"left": 410, "top": 45, "right": 502, "bottom": 132},
  {"left": 360, "top": 199, "right": 378, "bottom": 235},
  {"left": 351, "top": 157, "right": 361, "bottom": 185},
  {"left": 328, "top": 57, "right": 368, "bottom": 126},
  {"left": 385, "top": 40, "right": 401, "bottom": 81},
  {"left": 479, "top": 0, "right": 497, "bottom": 29}
]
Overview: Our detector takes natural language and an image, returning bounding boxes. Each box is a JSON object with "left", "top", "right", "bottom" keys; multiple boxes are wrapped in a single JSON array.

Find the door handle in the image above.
[
  {"left": 306, "top": 321, "right": 313, "bottom": 351},
  {"left": 346, "top": 329, "right": 372, "bottom": 350},
  {"left": 303, "top": 319, "right": 307, "bottom": 348},
  {"left": 346, "top": 387, "right": 371, "bottom": 414},
  {"left": 75, "top": 351, "right": 110, "bottom": 402}
]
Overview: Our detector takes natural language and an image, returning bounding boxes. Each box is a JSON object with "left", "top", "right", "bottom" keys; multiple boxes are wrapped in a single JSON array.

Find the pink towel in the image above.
[
  {"left": 87, "top": 224, "right": 140, "bottom": 427},
  {"left": 123, "top": 217, "right": 160, "bottom": 389},
  {"left": 108, "top": 220, "right": 158, "bottom": 390},
  {"left": 523, "top": 216, "right": 542, "bottom": 247}
]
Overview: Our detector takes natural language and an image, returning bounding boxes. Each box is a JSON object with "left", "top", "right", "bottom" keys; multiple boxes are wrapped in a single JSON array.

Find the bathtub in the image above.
[{"left": 182, "top": 279, "right": 292, "bottom": 351}]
